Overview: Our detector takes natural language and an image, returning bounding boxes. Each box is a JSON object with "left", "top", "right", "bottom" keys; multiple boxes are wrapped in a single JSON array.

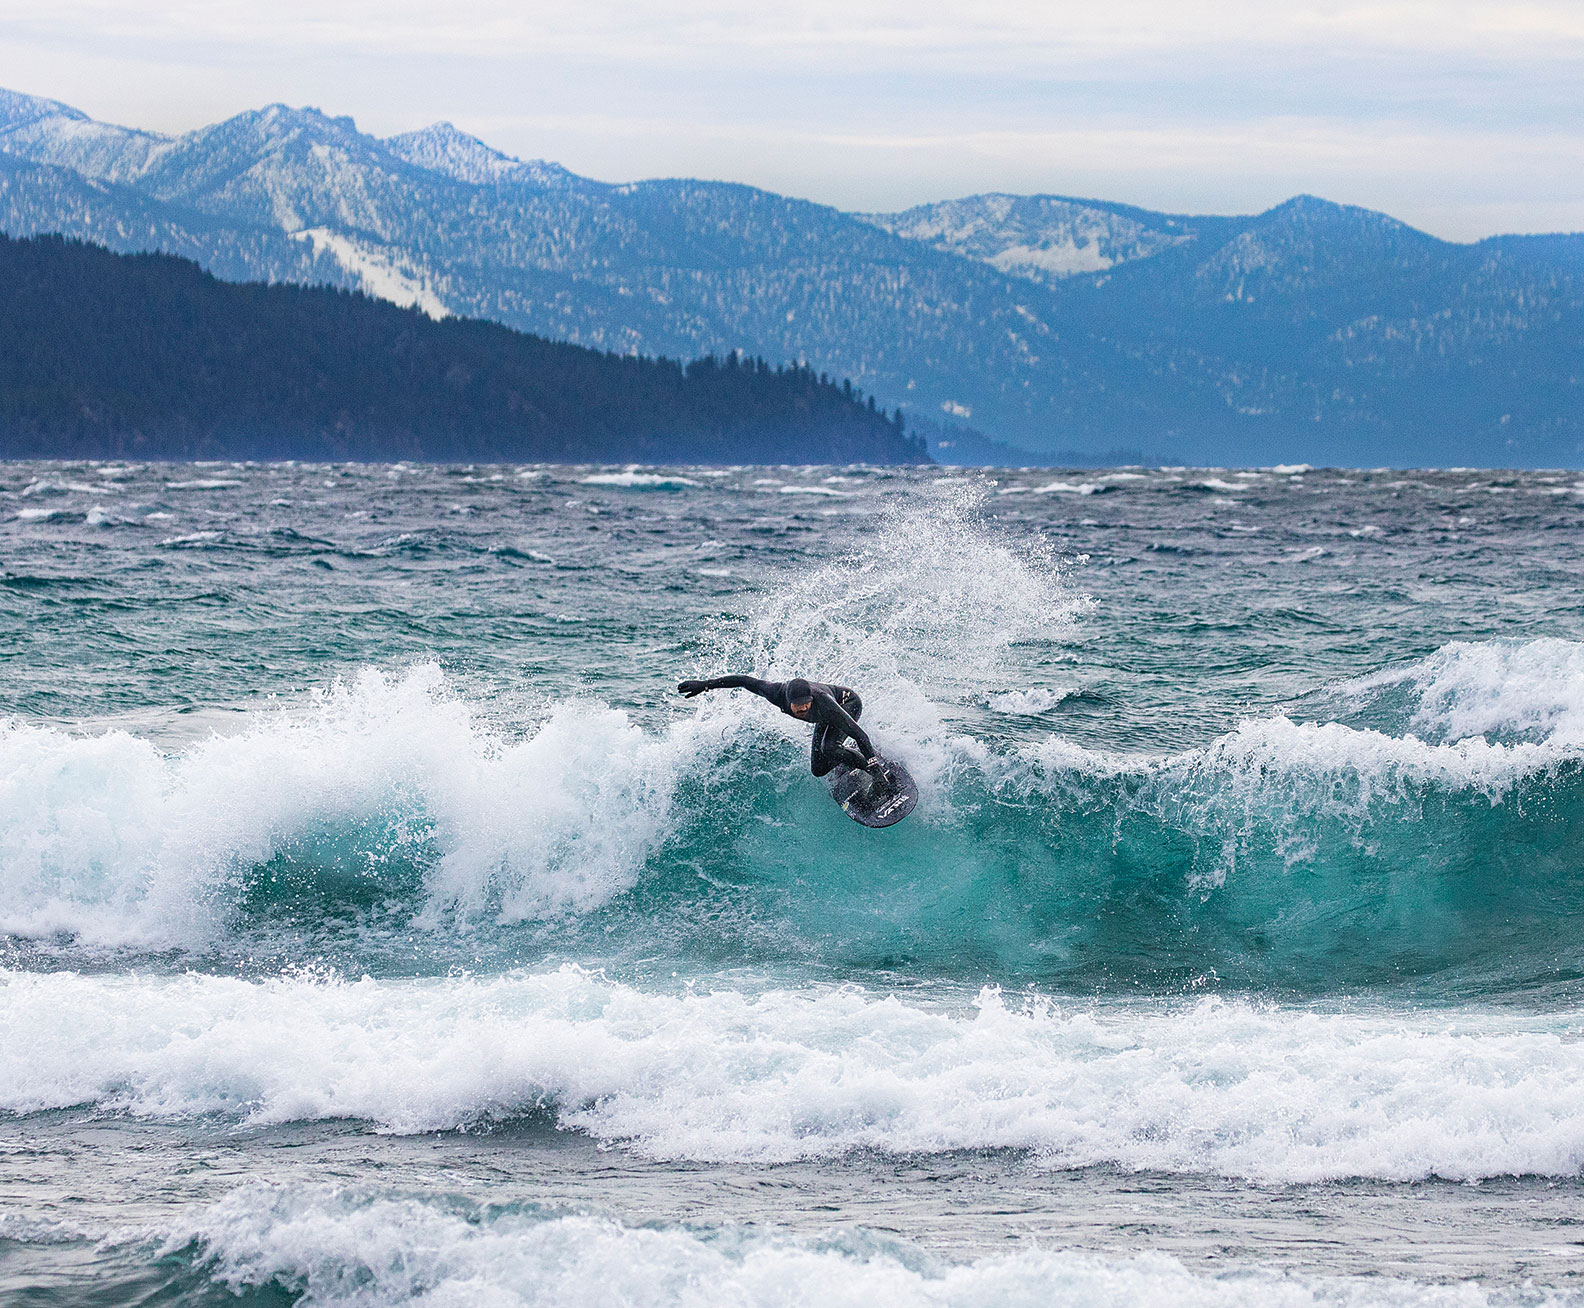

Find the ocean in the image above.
[{"left": 4, "top": 460, "right": 1584, "bottom": 1305}]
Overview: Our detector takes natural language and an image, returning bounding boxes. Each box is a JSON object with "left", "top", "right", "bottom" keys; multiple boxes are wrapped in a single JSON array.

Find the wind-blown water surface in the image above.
[{"left": 4, "top": 462, "right": 1584, "bottom": 1305}]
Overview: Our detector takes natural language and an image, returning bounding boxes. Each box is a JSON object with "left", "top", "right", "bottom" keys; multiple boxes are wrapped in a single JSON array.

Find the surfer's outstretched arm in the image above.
[{"left": 677, "top": 675, "right": 779, "bottom": 702}]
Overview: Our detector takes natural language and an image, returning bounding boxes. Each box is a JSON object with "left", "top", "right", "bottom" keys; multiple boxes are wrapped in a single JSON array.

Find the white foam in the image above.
[
  {"left": 146, "top": 1181, "right": 1552, "bottom": 1308},
  {"left": 2, "top": 635, "right": 1578, "bottom": 951},
  {"left": 0, "top": 665, "right": 732, "bottom": 948},
  {"left": 988, "top": 687, "right": 1076, "bottom": 715},
  {"left": 778, "top": 485, "right": 852, "bottom": 496},
  {"left": 14, "top": 507, "right": 67, "bottom": 521},
  {"left": 1031, "top": 481, "right": 1102, "bottom": 495},
  {"left": 1011, "top": 636, "right": 1584, "bottom": 812},
  {"left": 1022, "top": 710, "right": 1560, "bottom": 822},
  {"left": 164, "top": 479, "right": 243, "bottom": 490},
  {"left": 17, "top": 479, "right": 113, "bottom": 496},
  {"left": 1343, "top": 639, "right": 1584, "bottom": 748},
  {"left": 580, "top": 472, "right": 699, "bottom": 489},
  {"left": 7, "top": 967, "right": 1584, "bottom": 1182}
]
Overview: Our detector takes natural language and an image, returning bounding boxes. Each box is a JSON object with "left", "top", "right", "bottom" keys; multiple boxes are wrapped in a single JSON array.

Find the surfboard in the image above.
[{"left": 826, "top": 755, "right": 918, "bottom": 828}]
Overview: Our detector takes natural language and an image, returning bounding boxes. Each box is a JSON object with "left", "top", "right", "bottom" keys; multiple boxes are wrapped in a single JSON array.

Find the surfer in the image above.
[{"left": 677, "top": 675, "right": 880, "bottom": 777}]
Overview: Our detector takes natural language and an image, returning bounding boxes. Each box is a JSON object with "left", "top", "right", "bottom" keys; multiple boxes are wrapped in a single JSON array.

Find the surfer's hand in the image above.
[{"left": 678, "top": 680, "right": 708, "bottom": 698}]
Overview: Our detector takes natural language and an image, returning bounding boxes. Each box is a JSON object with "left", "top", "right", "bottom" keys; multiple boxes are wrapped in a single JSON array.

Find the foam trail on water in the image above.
[{"left": 8, "top": 966, "right": 1584, "bottom": 1181}]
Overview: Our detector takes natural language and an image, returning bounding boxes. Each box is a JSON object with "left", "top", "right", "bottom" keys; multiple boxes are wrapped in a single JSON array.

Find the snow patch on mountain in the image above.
[
  {"left": 864, "top": 193, "right": 1192, "bottom": 284},
  {"left": 290, "top": 227, "right": 448, "bottom": 318},
  {"left": 989, "top": 239, "right": 1114, "bottom": 277}
]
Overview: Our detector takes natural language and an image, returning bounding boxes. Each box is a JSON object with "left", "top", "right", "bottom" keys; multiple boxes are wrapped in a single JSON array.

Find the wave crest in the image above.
[{"left": 4, "top": 638, "right": 1584, "bottom": 989}]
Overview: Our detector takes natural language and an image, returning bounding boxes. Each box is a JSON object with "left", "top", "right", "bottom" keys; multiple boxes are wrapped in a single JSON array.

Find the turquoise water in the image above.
[{"left": 5, "top": 461, "right": 1584, "bottom": 1304}]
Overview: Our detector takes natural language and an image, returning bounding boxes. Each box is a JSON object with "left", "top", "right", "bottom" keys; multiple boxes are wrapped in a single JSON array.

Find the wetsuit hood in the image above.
[{"left": 787, "top": 677, "right": 813, "bottom": 706}]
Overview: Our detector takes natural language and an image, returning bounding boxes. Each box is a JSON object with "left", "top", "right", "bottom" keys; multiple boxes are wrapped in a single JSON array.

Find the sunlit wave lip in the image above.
[{"left": 7, "top": 966, "right": 1584, "bottom": 1183}]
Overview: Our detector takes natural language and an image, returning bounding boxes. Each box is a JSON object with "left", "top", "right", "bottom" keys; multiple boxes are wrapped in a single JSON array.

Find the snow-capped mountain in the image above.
[
  {"left": 861, "top": 193, "right": 1211, "bottom": 283},
  {"left": 0, "top": 88, "right": 173, "bottom": 184},
  {"left": 383, "top": 122, "right": 575, "bottom": 189},
  {"left": 2, "top": 87, "right": 1581, "bottom": 465}
]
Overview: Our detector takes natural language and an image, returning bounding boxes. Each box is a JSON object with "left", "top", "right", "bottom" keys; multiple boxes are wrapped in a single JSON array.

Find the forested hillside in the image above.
[{"left": 0, "top": 235, "right": 927, "bottom": 463}]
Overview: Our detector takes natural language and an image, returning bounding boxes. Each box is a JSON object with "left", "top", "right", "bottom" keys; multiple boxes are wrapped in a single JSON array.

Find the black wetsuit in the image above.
[{"left": 679, "top": 676, "right": 876, "bottom": 776}]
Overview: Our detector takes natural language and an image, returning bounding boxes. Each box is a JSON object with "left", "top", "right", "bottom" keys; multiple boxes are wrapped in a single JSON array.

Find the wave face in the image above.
[{"left": 3, "top": 638, "right": 1584, "bottom": 990}]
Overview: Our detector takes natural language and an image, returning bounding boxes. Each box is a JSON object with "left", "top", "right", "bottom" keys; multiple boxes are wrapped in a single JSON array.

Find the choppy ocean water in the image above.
[{"left": 5, "top": 461, "right": 1584, "bottom": 1305}]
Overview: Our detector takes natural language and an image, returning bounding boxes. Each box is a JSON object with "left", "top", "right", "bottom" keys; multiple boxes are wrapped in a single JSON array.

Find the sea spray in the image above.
[
  {"left": 11, "top": 463, "right": 1584, "bottom": 1302},
  {"left": 702, "top": 478, "right": 1092, "bottom": 794}
]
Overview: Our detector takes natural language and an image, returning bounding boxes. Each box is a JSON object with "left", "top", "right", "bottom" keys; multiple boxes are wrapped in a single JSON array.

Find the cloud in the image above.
[
  {"left": 9, "top": 0, "right": 1584, "bottom": 62},
  {"left": 2, "top": 0, "right": 1581, "bottom": 236}
]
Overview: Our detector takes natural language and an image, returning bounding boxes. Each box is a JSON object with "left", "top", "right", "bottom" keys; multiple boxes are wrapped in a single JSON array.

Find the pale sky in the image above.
[{"left": 3, "top": 0, "right": 1582, "bottom": 238}]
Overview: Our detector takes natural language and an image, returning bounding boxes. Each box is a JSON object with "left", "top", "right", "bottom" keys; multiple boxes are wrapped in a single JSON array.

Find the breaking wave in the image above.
[
  {"left": 8, "top": 967, "right": 1584, "bottom": 1180},
  {"left": 3, "top": 484, "right": 1583, "bottom": 990},
  {"left": 94, "top": 1182, "right": 1583, "bottom": 1306},
  {"left": 12, "top": 1180, "right": 1566, "bottom": 1308},
  {"left": 1, "top": 637, "right": 1583, "bottom": 989}
]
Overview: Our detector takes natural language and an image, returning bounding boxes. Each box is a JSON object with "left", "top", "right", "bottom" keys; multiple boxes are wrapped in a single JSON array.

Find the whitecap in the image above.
[
  {"left": 580, "top": 472, "right": 699, "bottom": 489},
  {"left": 8, "top": 967, "right": 1584, "bottom": 1182},
  {"left": 1031, "top": 481, "right": 1103, "bottom": 495},
  {"left": 140, "top": 1181, "right": 1538, "bottom": 1308},
  {"left": 988, "top": 687, "right": 1078, "bottom": 715}
]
